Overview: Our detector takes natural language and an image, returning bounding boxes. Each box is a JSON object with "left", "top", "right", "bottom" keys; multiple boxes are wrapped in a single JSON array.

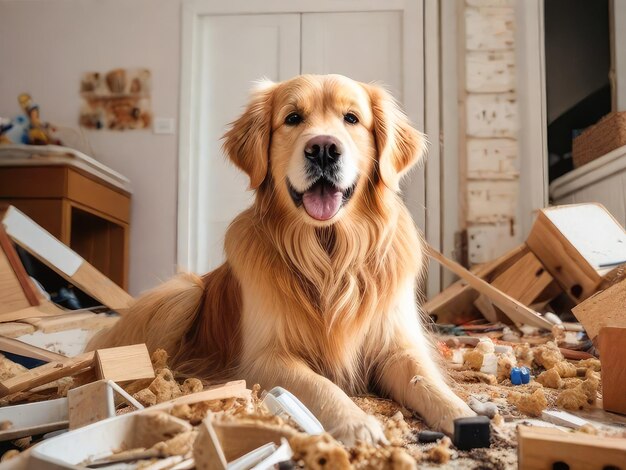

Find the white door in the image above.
[
  {"left": 301, "top": 12, "right": 403, "bottom": 99},
  {"left": 189, "top": 14, "right": 300, "bottom": 273}
]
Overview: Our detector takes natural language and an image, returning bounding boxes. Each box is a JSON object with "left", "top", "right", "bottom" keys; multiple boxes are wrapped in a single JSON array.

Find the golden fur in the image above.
[{"left": 88, "top": 75, "right": 474, "bottom": 443}]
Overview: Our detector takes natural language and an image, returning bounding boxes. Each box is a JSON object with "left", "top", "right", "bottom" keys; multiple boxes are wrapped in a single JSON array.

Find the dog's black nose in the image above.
[{"left": 304, "top": 135, "right": 342, "bottom": 168}]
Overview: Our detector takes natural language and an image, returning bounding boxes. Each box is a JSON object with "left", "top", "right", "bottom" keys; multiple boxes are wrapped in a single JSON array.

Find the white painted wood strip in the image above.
[
  {"left": 466, "top": 93, "right": 518, "bottom": 138},
  {"left": 465, "top": 6, "right": 515, "bottom": 51},
  {"left": 2, "top": 207, "right": 83, "bottom": 277},
  {"left": 466, "top": 0, "right": 514, "bottom": 6},
  {"left": 467, "top": 179, "right": 519, "bottom": 223},
  {"left": 466, "top": 50, "right": 515, "bottom": 93},
  {"left": 467, "top": 222, "right": 520, "bottom": 264},
  {"left": 467, "top": 138, "right": 519, "bottom": 179}
]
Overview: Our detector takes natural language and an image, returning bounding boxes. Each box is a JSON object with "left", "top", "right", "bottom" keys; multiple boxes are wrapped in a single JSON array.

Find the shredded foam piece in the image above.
[
  {"left": 556, "top": 376, "right": 599, "bottom": 411},
  {"left": 515, "top": 343, "right": 534, "bottom": 368},
  {"left": 536, "top": 369, "right": 563, "bottom": 389},
  {"left": 497, "top": 356, "right": 516, "bottom": 383},
  {"left": 508, "top": 388, "right": 548, "bottom": 417},
  {"left": 150, "top": 349, "right": 169, "bottom": 372},
  {"left": 453, "top": 370, "right": 498, "bottom": 385},
  {"left": 552, "top": 361, "right": 577, "bottom": 378},
  {"left": 289, "top": 433, "right": 351, "bottom": 470},
  {"left": 426, "top": 437, "right": 453, "bottom": 464},
  {"left": 151, "top": 430, "right": 197, "bottom": 456},
  {"left": 577, "top": 358, "right": 601, "bottom": 372},
  {"left": 463, "top": 349, "right": 484, "bottom": 371},
  {"left": 533, "top": 342, "right": 564, "bottom": 370}
]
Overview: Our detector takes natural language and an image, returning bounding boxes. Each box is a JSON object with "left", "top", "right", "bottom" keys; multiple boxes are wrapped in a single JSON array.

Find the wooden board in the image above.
[
  {"left": 427, "top": 245, "right": 553, "bottom": 329},
  {"left": 490, "top": 251, "right": 555, "bottom": 305},
  {"left": 0, "top": 228, "right": 35, "bottom": 317},
  {"left": 194, "top": 416, "right": 228, "bottom": 470},
  {"left": 599, "top": 327, "right": 626, "bottom": 415},
  {"left": 424, "top": 244, "right": 527, "bottom": 324},
  {"left": 527, "top": 204, "right": 626, "bottom": 302},
  {"left": 0, "top": 337, "right": 67, "bottom": 362},
  {"left": 0, "top": 351, "right": 94, "bottom": 397},
  {"left": 0, "top": 303, "right": 64, "bottom": 323},
  {"left": 67, "top": 380, "right": 115, "bottom": 430},
  {"left": 95, "top": 344, "right": 154, "bottom": 383},
  {"left": 18, "top": 312, "right": 118, "bottom": 333},
  {"left": 517, "top": 425, "right": 626, "bottom": 469},
  {"left": 0, "top": 322, "right": 36, "bottom": 338},
  {"left": 1, "top": 205, "right": 133, "bottom": 311},
  {"left": 150, "top": 380, "right": 249, "bottom": 412},
  {"left": 572, "top": 277, "right": 626, "bottom": 339}
]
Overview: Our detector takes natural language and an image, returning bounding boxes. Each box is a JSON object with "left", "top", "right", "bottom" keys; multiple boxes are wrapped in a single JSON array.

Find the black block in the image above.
[
  {"left": 417, "top": 430, "right": 446, "bottom": 443},
  {"left": 452, "top": 416, "right": 491, "bottom": 450}
]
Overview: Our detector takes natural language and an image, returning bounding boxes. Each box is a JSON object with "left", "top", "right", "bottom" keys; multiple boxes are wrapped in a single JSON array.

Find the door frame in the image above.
[
  {"left": 178, "top": 0, "right": 443, "bottom": 292},
  {"left": 515, "top": 0, "right": 549, "bottom": 237}
]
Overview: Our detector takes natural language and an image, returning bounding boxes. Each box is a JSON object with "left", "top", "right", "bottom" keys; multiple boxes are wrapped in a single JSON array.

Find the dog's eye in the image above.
[
  {"left": 284, "top": 113, "right": 303, "bottom": 126},
  {"left": 344, "top": 113, "right": 359, "bottom": 124}
]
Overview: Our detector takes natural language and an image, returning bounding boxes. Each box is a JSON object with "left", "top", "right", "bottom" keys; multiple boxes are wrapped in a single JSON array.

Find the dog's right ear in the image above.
[{"left": 222, "top": 80, "right": 276, "bottom": 190}]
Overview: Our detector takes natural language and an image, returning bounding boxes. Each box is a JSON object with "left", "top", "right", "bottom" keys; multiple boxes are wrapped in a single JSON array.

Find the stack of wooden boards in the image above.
[
  {"left": 427, "top": 202, "right": 626, "bottom": 420},
  {"left": 0, "top": 204, "right": 132, "bottom": 332}
]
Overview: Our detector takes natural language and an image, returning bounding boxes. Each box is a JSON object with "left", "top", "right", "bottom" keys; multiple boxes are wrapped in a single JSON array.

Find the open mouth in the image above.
[{"left": 288, "top": 178, "right": 356, "bottom": 221}]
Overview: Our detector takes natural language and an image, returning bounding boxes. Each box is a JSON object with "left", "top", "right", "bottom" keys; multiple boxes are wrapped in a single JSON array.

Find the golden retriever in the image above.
[{"left": 88, "top": 74, "right": 474, "bottom": 444}]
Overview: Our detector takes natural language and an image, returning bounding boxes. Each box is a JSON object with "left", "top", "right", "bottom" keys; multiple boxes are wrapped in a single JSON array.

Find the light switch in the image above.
[{"left": 153, "top": 117, "right": 176, "bottom": 135}]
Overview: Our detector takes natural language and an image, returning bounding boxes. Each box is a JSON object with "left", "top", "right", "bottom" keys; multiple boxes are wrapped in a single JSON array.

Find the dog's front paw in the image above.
[
  {"left": 433, "top": 401, "right": 476, "bottom": 436},
  {"left": 329, "top": 412, "right": 388, "bottom": 446}
]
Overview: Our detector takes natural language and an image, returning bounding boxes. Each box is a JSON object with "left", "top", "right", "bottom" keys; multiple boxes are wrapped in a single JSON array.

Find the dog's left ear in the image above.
[
  {"left": 222, "top": 80, "right": 276, "bottom": 190},
  {"left": 366, "top": 85, "right": 426, "bottom": 191}
]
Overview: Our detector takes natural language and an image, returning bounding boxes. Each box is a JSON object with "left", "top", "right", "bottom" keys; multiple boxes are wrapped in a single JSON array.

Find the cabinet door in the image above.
[
  {"left": 301, "top": 12, "right": 403, "bottom": 100},
  {"left": 191, "top": 14, "right": 300, "bottom": 273}
]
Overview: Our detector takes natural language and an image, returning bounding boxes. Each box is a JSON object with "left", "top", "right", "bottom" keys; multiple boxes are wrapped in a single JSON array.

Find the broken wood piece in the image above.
[
  {"left": 1, "top": 206, "right": 133, "bottom": 311},
  {"left": 0, "top": 224, "right": 39, "bottom": 317},
  {"left": 94, "top": 344, "right": 154, "bottom": 383},
  {"left": 572, "top": 277, "right": 626, "bottom": 340},
  {"left": 68, "top": 379, "right": 143, "bottom": 430},
  {"left": 540, "top": 410, "right": 592, "bottom": 429},
  {"left": 527, "top": 203, "right": 626, "bottom": 303},
  {"left": 211, "top": 420, "right": 296, "bottom": 463},
  {"left": 0, "top": 336, "right": 67, "bottom": 362},
  {"left": 150, "top": 380, "right": 248, "bottom": 412},
  {"left": 0, "top": 351, "right": 95, "bottom": 397},
  {"left": 598, "top": 326, "right": 626, "bottom": 415},
  {"left": 427, "top": 245, "right": 553, "bottom": 330},
  {"left": 19, "top": 311, "right": 118, "bottom": 334},
  {"left": 0, "top": 397, "right": 68, "bottom": 441},
  {"left": 424, "top": 244, "right": 528, "bottom": 324},
  {"left": 194, "top": 415, "right": 227, "bottom": 470},
  {"left": 517, "top": 425, "right": 626, "bottom": 469}
]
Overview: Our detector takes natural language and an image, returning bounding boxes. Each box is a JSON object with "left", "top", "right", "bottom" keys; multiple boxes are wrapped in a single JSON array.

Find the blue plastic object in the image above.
[
  {"left": 510, "top": 367, "right": 522, "bottom": 385},
  {"left": 520, "top": 366, "right": 530, "bottom": 384}
]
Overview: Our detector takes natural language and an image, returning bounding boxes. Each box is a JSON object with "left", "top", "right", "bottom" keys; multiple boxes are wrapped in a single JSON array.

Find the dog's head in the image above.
[{"left": 223, "top": 74, "right": 426, "bottom": 225}]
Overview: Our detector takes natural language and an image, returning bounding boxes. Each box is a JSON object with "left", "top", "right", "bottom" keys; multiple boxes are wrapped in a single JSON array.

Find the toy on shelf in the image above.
[{"left": 17, "top": 93, "right": 60, "bottom": 145}]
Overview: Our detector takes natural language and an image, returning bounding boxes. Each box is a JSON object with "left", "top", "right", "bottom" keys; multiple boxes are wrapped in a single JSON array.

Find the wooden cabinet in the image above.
[{"left": 0, "top": 165, "right": 130, "bottom": 289}]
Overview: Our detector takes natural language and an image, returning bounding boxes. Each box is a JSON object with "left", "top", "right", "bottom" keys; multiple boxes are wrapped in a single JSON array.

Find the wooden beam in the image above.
[
  {"left": 0, "top": 336, "right": 67, "bottom": 362},
  {"left": 517, "top": 425, "right": 626, "bottom": 470},
  {"left": 599, "top": 326, "right": 626, "bottom": 415},
  {"left": 572, "top": 277, "right": 626, "bottom": 339},
  {"left": 427, "top": 245, "right": 553, "bottom": 329},
  {"left": 94, "top": 344, "right": 155, "bottom": 383},
  {"left": 194, "top": 416, "right": 228, "bottom": 470},
  {"left": 0, "top": 352, "right": 95, "bottom": 397}
]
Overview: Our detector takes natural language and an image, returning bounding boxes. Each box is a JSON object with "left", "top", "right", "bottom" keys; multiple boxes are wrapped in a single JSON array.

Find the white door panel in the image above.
[
  {"left": 301, "top": 12, "right": 403, "bottom": 100},
  {"left": 193, "top": 14, "right": 300, "bottom": 273}
]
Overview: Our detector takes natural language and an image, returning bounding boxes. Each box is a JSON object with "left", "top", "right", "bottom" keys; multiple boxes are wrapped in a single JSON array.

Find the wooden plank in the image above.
[
  {"left": 19, "top": 312, "right": 118, "bottom": 334},
  {"left": 0, "top": 304, "right": 63, "bottom": 323},
  {"left": 67, "top": 380, "right": 115, "bottom": 430},
  {"left": 424, "top": 244, "right": 527, "bottom": 323},
  {"left": 466, "top": 179, "right": 519, "bottom": 223},
  {"left": 95, "top": 344, "right": 154, "bottom": 383},
  {"left": 572, "top": 278, "right": 626, "bottom": 340},
  {"left": 194, "top": 416, "right": 228, "bottom": 470},
  {"left": 467, "top": 138, "right": 519, "bottom": 180},
  {"left": 466, "top": 50, "right": 515, "bottom": 93},
  {"left": 2, "top": 206, "right": 133, "bottom": 311},
  {"left": 517, "top": 425, "right": 626, "bottom": 470},
  {"left": 0, "top": 225, "right": 39, "bottom": 306},
  {"left": 0, "top": 322, "right": 36, "bottom": 338},
  {"left": 466, "top": 93, "right": 518, "bottom": 138},
  {"left": 149, "top": 380, "right": 249, "bottom": 413},
  {"left": 427, "top": 245, "right": 553, "bottom": 329},
  {"left": 0, "top": 243, "right": 31, "bottom": 316},
  {"left": 599, "top": 326, "right": 626, "bottom": 415},
  {"left": 490, "top": 251, "right": 554, "bottom": 305},
  {"left": 0, "top": 351, "right": 94, "bottom": 397},
  {"left": 527, "top": 204, "right": 625, "bottom": 302},
  {"left": 0, "top": 337, "right": 67, "bottom": 362},
  {"left": 465, "top": 6, "right": 515, "bottom": 51}
]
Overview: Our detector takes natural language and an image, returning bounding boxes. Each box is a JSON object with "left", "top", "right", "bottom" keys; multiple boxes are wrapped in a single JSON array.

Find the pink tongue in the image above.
[{"left": 302, "top": 185, "right": 343, "bottom": 221}]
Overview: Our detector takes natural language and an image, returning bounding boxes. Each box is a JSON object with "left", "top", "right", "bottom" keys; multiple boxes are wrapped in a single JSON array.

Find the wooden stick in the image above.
[
  {"left": 0, "top": 336, "right": 67, "bottom": 362},
  {"left": 426, "top": 245, "right": 553, "bottom": 330},
  {"left": 0, "top": 352, "right": 95, "bottom": 397}
]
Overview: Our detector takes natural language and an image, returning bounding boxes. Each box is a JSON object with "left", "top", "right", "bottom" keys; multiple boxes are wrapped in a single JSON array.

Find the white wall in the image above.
[{"left": 0, "top": 0, "right": 182, "bottom": 295}]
